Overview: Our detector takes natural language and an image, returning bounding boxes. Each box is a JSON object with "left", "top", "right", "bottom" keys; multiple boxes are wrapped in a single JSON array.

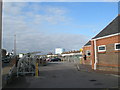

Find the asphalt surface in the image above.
[{"left": 4, "top": 61, "right": 119, "bottom": 88}]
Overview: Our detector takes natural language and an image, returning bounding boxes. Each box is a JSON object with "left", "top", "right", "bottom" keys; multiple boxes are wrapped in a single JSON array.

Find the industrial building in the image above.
[{"left": 55, "top": 48, "right": 65, "bottom": 54}]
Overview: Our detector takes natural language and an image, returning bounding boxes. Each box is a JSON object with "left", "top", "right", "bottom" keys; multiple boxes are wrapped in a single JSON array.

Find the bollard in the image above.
[{"left": 35, "top": 63, "right": 39, "bottom": 77}]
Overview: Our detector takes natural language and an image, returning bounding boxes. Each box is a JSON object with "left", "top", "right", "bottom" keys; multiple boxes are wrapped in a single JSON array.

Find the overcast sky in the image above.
[{"left": 2, "top": 2, "right": 118, "bottom": 54}]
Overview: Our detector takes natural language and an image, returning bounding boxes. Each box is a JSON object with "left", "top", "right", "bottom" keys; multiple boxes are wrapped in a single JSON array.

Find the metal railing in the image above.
[{"left": 17, "top": 55, "right": 36, "bottom": 77}]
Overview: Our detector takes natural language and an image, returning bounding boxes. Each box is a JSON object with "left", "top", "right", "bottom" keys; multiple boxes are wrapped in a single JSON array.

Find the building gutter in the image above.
[{"left": 92, "top": 33, "right": 120, "bottom": 41}]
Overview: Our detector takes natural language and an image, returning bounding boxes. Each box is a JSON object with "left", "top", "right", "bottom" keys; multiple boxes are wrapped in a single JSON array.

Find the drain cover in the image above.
[{"left": 89, "top": 79, "right": 97, "bottom": 82}]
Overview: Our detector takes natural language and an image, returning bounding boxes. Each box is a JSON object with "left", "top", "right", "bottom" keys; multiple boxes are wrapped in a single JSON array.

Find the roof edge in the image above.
[
  {"left": 91, "top": 33, "right": 120, "bottom": 40},
  {"left": 84, "top": 45, "right": 91, "bottom": 47}
]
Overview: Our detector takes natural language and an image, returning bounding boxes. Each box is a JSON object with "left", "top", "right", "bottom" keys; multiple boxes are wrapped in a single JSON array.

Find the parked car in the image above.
[
  {"left": 46, "top": 58, "right": 51, "bottom": 61},
  {"left": 50, "top": 58, "right": 61, "bottom": 62}
]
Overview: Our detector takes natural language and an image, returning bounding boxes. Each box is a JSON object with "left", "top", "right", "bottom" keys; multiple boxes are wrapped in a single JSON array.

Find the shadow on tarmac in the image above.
[{"left": 4, "top": 75, "right": 30, "bottom": 88}]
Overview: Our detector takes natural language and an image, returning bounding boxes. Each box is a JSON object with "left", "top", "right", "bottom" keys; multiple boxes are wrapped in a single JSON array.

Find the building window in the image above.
[
  {"left": 115, "top": 43, "right": 120, "bottom": 50},
  {"left": 98, "top": 45, "right": 106, "bottom": 52},
  {"left": 86, "top": 50, "right": 91, "bottom": 56}
]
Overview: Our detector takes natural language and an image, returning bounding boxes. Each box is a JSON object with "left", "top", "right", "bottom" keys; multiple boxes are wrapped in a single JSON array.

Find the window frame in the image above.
[
  {"left": 115, "top": 43, "right": 120, "bottom": 50},
  {"left": 98, "top": 45, "right": 106, "bottom": 52}
]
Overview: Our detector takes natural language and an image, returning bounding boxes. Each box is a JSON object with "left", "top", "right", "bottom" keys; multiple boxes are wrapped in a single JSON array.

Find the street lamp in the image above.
[
  {"left": 14, "top": 34, "right": 16, "bottom": 56},
  {"left": 0, "top": 1, "right": 2, "bottom": 89}
]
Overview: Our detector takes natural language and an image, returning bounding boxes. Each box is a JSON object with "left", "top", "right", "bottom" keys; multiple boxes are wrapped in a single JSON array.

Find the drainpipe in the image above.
[{"left": 94, "top": 39, "right": 97, "bottom": 70}]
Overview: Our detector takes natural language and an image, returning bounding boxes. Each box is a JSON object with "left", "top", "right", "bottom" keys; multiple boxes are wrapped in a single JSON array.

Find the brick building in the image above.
[
  {"left": 83, "top": 15, "right": 120, "bottom": 72},
  {"left": 82, "top": 41, "right": 92, "bottom": 65}
]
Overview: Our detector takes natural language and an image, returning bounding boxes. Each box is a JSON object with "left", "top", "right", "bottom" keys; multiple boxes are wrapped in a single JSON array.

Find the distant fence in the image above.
[{"left": 61, "top": 55, "right": 82, "bottom": 64}]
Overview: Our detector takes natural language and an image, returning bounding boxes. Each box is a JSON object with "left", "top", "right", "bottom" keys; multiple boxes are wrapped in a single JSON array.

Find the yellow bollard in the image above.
[{"left": 35, "top": 63, "right": 39, "bottom": 77}]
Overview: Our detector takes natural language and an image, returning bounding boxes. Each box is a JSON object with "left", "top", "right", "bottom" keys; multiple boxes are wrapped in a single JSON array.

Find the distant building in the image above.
[
  {"left": 55, "top": 48, "right": 65, "bottom": 54},
  {"left": 19, "top": 53, "right": 24, "bottom": 58},
  {"left": 82, "top": 41, "right": 92, "bottom": 65}
]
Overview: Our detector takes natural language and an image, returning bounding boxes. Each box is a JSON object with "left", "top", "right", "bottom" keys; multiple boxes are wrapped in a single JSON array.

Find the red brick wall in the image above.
[
  {"left": 82, "top": 45, "right": 92, "bottom": 65},
  {"left": 96, "top": 35, "right": 120, "bottom": 46},
  {"left": 91, "top": 35, "right": 120, "bottom": 72}
]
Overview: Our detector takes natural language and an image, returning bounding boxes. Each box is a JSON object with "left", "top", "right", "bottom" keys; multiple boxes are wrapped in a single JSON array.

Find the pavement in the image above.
[
  {"left": 2, "top": 63, "right": 12, "bottom": 88},
  {"left": 70, "top": 59, "right": 120, "bottom": 76},
  {"left": 75, "top": 64, "right": 120, "bottom": 77},
  {"left": 2, "top": 60, "right": 17, "bottom": 88},
  {"left": 3, "top": 61, "right": 119, "bottom": 88}
]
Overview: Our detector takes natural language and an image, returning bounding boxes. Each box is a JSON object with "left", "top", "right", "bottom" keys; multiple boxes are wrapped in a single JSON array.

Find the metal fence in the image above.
[
  {"left": 17, "top": 55, "right": 36, "bottom": 77},
  {"left": 62, "top": 55, "right": 82, "bottom": 64}
]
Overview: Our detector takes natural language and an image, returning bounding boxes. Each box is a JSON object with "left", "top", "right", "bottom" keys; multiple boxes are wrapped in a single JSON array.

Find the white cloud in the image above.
[
  {"left": 45, "top": 7, "right": 66, "bottom": 15},
  {"left": 2, "top": 2, "right": 89, "bottom": 54},
  {"left": 3, "top": 2, "right": 27, "bottom": 16},
  {"left": 14, "top": 33, "right": 88, "bottom": 54}
]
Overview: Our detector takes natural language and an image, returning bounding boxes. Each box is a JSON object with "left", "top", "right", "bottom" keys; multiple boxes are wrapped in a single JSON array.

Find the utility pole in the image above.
[
  {"left": 0, "top": 0, "right": 2, "bottom": 89},
  {"left": 14, "top": 34, "right": 16, "bottom": 56}
]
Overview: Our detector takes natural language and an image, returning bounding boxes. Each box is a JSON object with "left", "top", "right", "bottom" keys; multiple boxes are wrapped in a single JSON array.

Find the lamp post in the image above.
[
  {"left": 0, "top": 1, "right": 2, "bottom": 89},
  {"left": 14, "top": 34, "right": 16, "bottom": 56}
]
